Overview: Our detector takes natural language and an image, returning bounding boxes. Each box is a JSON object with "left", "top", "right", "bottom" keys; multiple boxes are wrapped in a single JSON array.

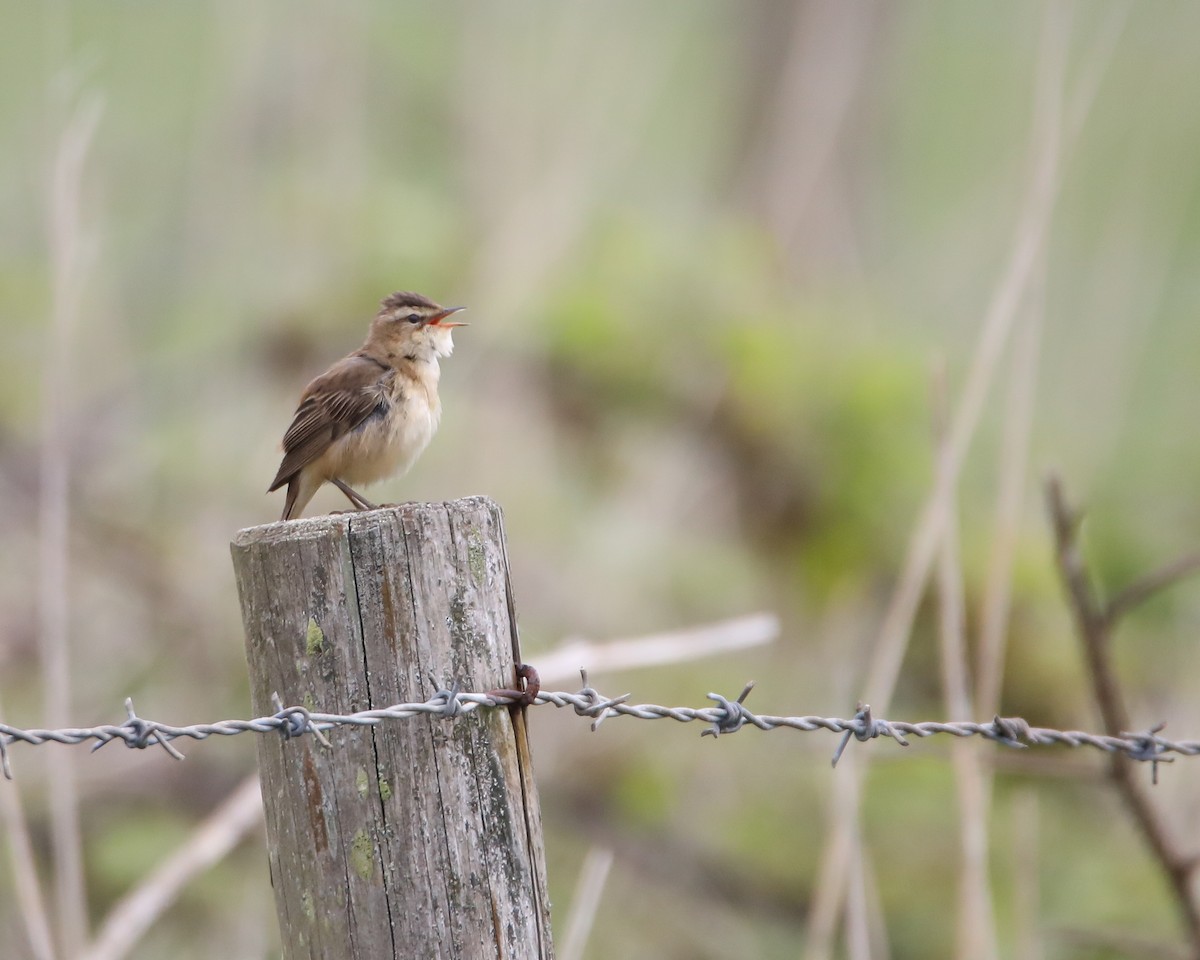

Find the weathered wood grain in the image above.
[{"left": 231, "top": 498, "right": 553, "bottom": 959}]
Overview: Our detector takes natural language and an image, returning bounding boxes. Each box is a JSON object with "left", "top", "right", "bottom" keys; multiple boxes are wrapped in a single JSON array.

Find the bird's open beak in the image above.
[{"left": 429, "top": 307, "right": 467, "bottom": 327}]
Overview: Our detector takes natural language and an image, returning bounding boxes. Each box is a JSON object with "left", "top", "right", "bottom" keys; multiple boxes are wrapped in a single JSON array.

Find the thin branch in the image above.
[
  {"left": 1105, "top": 553, "right": 1200, "bottom": 628},
  {"left": 1044, "top": 476, "right": 1125, "bottom": 724},
  {"left": 1045, "top": 475, "right": 1200, "bottom": 952}
]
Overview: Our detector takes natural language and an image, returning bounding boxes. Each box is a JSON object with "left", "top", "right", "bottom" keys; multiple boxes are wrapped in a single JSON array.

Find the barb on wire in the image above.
[
  {"left": 831, "top": 702, "right": 902, "bottom": 768},
  {"left": 1121, "top": 722, "right": 1174, "bottom": 786},
  {"left": 1, "top": 672, "right": 1197, "bottom": 781},
  {"left": 269, "top": 693, "right": 331, "bottom": 748},
  {"left": 700, "top": 681, "right": 760, "bottom": 739}
]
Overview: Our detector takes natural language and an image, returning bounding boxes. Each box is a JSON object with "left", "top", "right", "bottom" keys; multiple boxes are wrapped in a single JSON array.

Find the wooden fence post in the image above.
[{"left": 230, "top": 497, "right": 554, "bottom": 959}]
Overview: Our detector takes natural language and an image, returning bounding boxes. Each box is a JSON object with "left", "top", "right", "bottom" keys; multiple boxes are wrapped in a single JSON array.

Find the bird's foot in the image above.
[{"left": 330, "top": 478, "right": 377, "bottom": 512}]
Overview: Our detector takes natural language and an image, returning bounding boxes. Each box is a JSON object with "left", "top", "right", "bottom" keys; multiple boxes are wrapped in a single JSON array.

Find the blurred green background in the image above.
[{"left": 2, "top": 2, "right": 1199, "bottom": 958}]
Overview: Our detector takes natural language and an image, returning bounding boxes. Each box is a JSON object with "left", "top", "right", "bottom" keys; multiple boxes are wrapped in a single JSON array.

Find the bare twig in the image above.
[
  {"left": 1045, "top": 477, "right": 1125, "bottom": 727},
  {"left": 78, "top": 774, "right": 263, "bottom": 960},
  {"left": 1105, "top": 553, "right": 1200, "bottom": 628},
  {"left": 1045, "top": 475, "right": 1200, "bottom": 952}
]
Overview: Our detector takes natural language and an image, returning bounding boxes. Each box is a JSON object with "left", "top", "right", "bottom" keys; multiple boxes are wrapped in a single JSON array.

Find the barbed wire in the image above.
[{"left": 1, "top": 672, "right": 1195, "bottom": 783}]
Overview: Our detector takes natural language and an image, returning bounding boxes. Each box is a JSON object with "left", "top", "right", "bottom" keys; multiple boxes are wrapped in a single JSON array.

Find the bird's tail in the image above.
[{"left": 281, "top": 477, "right": 301, "bottom": 521}]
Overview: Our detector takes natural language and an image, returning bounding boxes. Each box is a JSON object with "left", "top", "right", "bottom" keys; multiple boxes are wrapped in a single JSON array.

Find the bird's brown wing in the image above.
[{"left": 268, "top": 354, "right": 393, "bottom": 492}]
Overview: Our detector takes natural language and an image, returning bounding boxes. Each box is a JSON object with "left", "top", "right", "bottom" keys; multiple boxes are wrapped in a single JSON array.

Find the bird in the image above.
[{"left": 268, "top": 291, "right": 466, "bottom": 521}]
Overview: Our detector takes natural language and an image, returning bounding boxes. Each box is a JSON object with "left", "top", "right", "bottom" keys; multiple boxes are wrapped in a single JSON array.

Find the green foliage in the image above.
[{"left": 611, "top": 758, "right": 675, "bottom": 829}]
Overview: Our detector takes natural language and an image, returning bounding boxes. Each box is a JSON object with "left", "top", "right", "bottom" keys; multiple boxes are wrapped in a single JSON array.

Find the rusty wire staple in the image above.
[{"left": 0, "top": 673, "right": 1197, "bottom": 781}]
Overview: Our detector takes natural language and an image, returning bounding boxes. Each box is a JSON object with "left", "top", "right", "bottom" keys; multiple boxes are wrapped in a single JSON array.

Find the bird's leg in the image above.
[{"left": 331, "top": 478, "right": 378, "bottom": 511}]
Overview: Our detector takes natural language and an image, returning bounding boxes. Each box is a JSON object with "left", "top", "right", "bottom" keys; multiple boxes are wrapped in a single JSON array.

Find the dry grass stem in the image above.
[
  {"left": 935, "top": 430, "right": 997, "bottom": 960},
  {"left": 558, "top": 846, "right": 614, "bottom": 960},
  {"left": 862, "top": 0, "right": 1073, "bottom": 713},
  {"left": 805, "top": 5, "right": 1093, "bottom": 951},
  {"left": 803, "top": 752, "right": 858, "bottom": 960},
  {"left": 535, "top": 612, "right": 779, "bottom": 684},
  {"left": 976, "top": 261, "right": 1045, "bottom": 720},
  {"left": 861, "top": 850, "right": 891, "bottom": 960},
  {"left": 41, "top": 85, "right": 104, "bottom": 958},
  {"left": 844, "top": 830, "right": 872, "bottom": 960},
  {"left": 740, "top": 2, "right": 877, "bottom": 261},
  {"left": 0, "top": 699, "right": 56, "bottom": 960},
  {"left": 1011, "top": 789, "right": 1042, "bottom": 960}
]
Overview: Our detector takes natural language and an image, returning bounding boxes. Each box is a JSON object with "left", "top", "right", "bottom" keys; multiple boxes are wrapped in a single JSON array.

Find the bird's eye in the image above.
[{"left": 406, "top": 313, "right": 422, "bottom": 324}]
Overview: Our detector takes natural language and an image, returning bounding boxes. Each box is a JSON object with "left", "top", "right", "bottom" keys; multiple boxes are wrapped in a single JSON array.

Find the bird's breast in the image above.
[{"left": 326, "top": 375, "right": 441, "bottom": 486}]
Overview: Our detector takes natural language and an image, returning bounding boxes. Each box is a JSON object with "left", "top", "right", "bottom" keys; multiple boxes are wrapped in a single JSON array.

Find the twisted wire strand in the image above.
[{"left": 0, "top": 675, "right": 1194, "bottom": 780}]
